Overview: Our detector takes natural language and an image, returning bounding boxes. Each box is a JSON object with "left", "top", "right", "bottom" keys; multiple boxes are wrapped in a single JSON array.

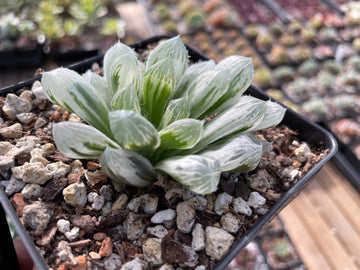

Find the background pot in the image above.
[{"left": 0, "top": 36, "right": 337, "bottom": 270}]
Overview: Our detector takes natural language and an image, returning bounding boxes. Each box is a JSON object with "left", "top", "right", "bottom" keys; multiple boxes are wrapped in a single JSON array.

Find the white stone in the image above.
[
  {"left": 21, "top": 184, "right": 43, "bottom": 200},
  {"left": 214, "top": 193, "right": 233, "bottom": 215},
  {"left": 247, "top": 169, "right": 276, "bottom": 193},
  {"left": 5, "top": 176, "right": 26, "bottom": 196},
  {"left": 34, "top": 117, "right": 47, "bottom": 129},
  {"left": 46, "top": 161, "right": 71, "bottom": 176},
  {"left": 16, "top": 112, "right": 34, "bottom": 124},
  {"left": 294, "top": 143, "right": 311, "bottom": 163},
  {"left": 0, "top": 155, "right": 15, "bottom": 173},
  {"left": 63, "top": 182, "right": 87, "bottom": 207},
  {"left": 23, "top": 201, "right": 54, "bottom": 235},
  {"left": 20, "top": 162, "right": 53, "bottom": 184},
  {"left": 57, "top": 219, "right": 71, "bottom": 233},
  {"left": 104, "top": 253, "right": 123, "bottom": 270},
  {"left": 7, "top": 136, "right": 40, "bottom": 157},
  {"left": 99, "top": 185, "right": 113, "bottom": 201},
  {"left": 0, "top": 141, "right": 13, "bottom": 155},
  {"left": 102, "top": 202, "right": 112, "bottom": 217},
  {"left": 0, "top": 123, "right": 23, "bottom": 139},
  {"left": 57, "top": 241, "right": 75, "bottom": 263},
  {"left": 233, "top": 197, "right": 252, "bottom": 216},
  {"left": 31, "top": 81, "right": 48, "bottom": 106},
  {"left": 92, "top": 195, "right": 105, "bottom": 211},
  {"left": 188, "top": 196, "right": 207, "bottom": 211},
  {"left": 159, "top": 264, "right": 174, "bottom": 270},
  {"left": 147, "top": 225, "right": 168, "bottom": 238},
  {"left": 128, "top": 194, "right": 158, "bottom": 214},
  {"left": 124, "top": 213, "right": 145, "bottom": 241},
  {"left": 194, "top": 266, "right": 206, "bottom": 270},
  {"left": 221, "top": 212, "right": 240, "bottom": 233},
  {"left": 120, "top": 258, "right": 148, "bottom": 270},
  {"left": 247, "top": 192, "right": 266, "bottom": 209},
  {"left": 151, "top": 209, "right": 176, "bottom": 224},
  {"left": 205, "top": 227, "right": 234, "bottom": 260},
  {"left": 176, "top": 201, "right": 195, "bottom": 233},
  {"left": 2, "top": 93, "right": 32, "bottom": 120},
  {"left": 191, "top": 223, "right": 205, "bottom": 251},
  {"left": 143, "top": 238, "right": 163, "bottom": 265},
  {"left": 41, "top": 143, "right": 55, "bottom": 155},
  {"left": 65, "top": 227, "right": 80, "bottom": 241}
]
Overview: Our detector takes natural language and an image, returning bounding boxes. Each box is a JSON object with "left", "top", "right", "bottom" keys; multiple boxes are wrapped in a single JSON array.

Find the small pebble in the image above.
[
  {"left": 99, "top": 237, "right": 113, "bottom": 257},
  {"left": 247, "top": 192, "right": 266, "bottom": 209},
  {"left": 151, "top": 209, "right": 176, "bottom": 224},
  {"left": 294, "top": 143, "right": 311, "bottom": 162},
  {"left": 221, "top": 212, "right": 240, "bottom": 233},
  {"left": 147, "top": 225, "right": 168, "bottom": 238},
  {"left": 232, "top": 197, "right": 252, "bottom": 216},
  {"left": 104, "top": 253, "right": 123, "bottom": 270},
  {"left": 99, "top": 185, "right": 113, "bottom": 201},
  {"left": 112, "top": 194, "right": 128, "bottom": 211},
  {"left": 63, "top": 182, "right": 87, "bottom": 207},
  {"left": 57, "top": 219, "right": 71, "bottom": 234},
  {"left": 176, "top": 201, "right": 195, "bottom": 233},
  {"left": 34, "top": 117, "right": 47, "bottom": 129},
  {"left": 5, "top": 176, "right": 26, "bottom": 196},
  {"left": 21, "top": 184, "right": 43, "bottom": 200},
  {"left": 89, "top": 252, "right": 101, "bottom": 260},
  {"left": 205, "top": 227, "right": 234, "bottom": 260},
  {"left": 0, "top": 123, "right": 23, "bottom": 139},
  {"left": 214, "top": 193, "right": 233, "bottom": 215},
  {"left": 191, "top": 223, "right": 205, "bottom": 251},
  {"left": 65, "top": 227, "right": 80, "bottom": 241},
  {"left": 143, "top": 238, "right": 163, "bottom": 265}
]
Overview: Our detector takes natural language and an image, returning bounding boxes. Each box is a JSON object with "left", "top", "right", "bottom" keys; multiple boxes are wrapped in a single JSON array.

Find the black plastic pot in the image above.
[
  {"left": 0, "top": 43, "right": 43, "bottom": 68},
  {"left": 0, "top": 36, "right": 337, "bottom": 270}
]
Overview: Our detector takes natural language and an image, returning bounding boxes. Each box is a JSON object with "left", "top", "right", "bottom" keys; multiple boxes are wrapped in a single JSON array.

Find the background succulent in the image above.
[{"left": 41, "top": 36, "right": 285, "bottom": 195}]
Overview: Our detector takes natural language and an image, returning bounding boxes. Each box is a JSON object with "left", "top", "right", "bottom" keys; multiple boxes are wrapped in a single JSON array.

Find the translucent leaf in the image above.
[
  {"left": 52, "top": 122, "right": 119, "bottom": 159},
  {"left": 143, "top": 57, "right": 175, "bottom": 127},
  {"left": 155, "top": 155, "right": 221, "bottom": 195},
  {"left": 42, "top": 69, "right": 112, "bottom": 137},
  {"left": 207, "top": 56, "right": 254, "bottom": 114},
  {"left": 146, "top": 36, "right": 189, "bottom": 83},
  {"left": 103, "top": 41, "right": 135, "bottom": 94},
  {"left": 158, "top": 97, "right": 190, "bottom": 129},
  {"left": 111, "top": 83, "right": 141, "bottom": 114},
  {"left": 186, "top": 70, "right": 229, "bottom": 119},
  {"left": 158, "top": 119, "right": 203, "bottom": 150},
  {"left": 109, "top": 110, "right": 160, "bottom": 156},
  {"left": 82, "top": 70, "right": 112, "bottom": 107},
  {"left": 190, "top": 96, "right": 267, "bottom": 153},
  {"left": 172, "top": 60, "right": 216, "bottom": 99},
  {"left": 248, "top": 101, "right": 286, "bottom": 131},
  {"left": 200, "top": 134, "right": 263, "bottom": 172},
  {"left": 100, "top": 147, "right": 156, "bottom": 188},
  {"left": 109, "top": 53, "right": 141, "bottom": 96}
]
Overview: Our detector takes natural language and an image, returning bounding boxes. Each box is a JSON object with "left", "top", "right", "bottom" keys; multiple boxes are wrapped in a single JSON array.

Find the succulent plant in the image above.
[
  {"left": 184, "top": 9, "right": 206, "bottom": 30},
  {"left": 309, "top": 13, "right": 325, "bottom": 29},
  {"left": 274, "top": 239, "right": 292, "bottom": 260},
  {"left": 323, "top": 60, "right": 342, "bottom": 74},
  {"left": 272, "top": 66, "right": 295, "bottom": 84},
  {"left": 269, "top": 22, "right": 283, "bottom": 37},
  {"left": 288, "top": 20, "right": 302, "bottom": 33},
  {"left": 244, "top": 24, "right": 259, "bottom": 39},
  {"left": 318, "top": 27, "right": 338, "bottom": 42},
  {"left": 163, "top": 20, "right": 178, "bottom": 34},
  {"left": 155, "top": 3, "right": 170, "bottom": 20},
  {"left": 268, "top": 46, "right": 290, "bottom": 66},
  {"left": 41, "top": 36, "right": 285, "bottom": 195},
  {"left": 352, "top": 37, "right": 360, "bottom": 51},
  {"left": 291, "top": 45, "right": 311, "bottom": 63},
  {"left": 347, "top": 55, "right": 360, "bottom": 72},
  {"left": 332, "top": 94, "right": 360, "bottom": 112},
  {"left": 285, "top": 78, "right": 308, "bottom": 101},
  {"left": 255, "top": 32, "right": 273, "bottom": 50},
  {"left": 298, "top": 59, "right": 319, "bottom": 77},
  {"left": 317, "top": 71, "right": 336, "bottom": 91},
  {"left": 68, "top": 0, "right": 108, "bottom": 27},
  {"left": 63, "top": 19, "right": 82, "bottom": 36},
  {"left": 253, "top": 67, "right": 271, "bottom": 88},
  {"left": 303, "top": 97, "right": 329, "bottom": 122},
  {"left": 279, "top": 33, "right": 296, "bottom": 47},
  {"left": 339, "top": 71, "right": 360, "bottom": 86},
  {"left": 178, "top": 0, "right": 196, "bottom": 16},
  {"left": 300, "top": 28, "right": 316, "bottom": 43}
]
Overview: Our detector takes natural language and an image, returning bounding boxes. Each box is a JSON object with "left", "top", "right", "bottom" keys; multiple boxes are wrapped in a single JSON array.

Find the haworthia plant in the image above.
[{"left": 41, "top": 36, "right": 286, "bottom": 195}]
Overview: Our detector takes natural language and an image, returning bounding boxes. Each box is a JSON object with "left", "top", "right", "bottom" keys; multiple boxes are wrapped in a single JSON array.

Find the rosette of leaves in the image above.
[{"left": 41, "top": 36, "right": 285, "bottom": 195}]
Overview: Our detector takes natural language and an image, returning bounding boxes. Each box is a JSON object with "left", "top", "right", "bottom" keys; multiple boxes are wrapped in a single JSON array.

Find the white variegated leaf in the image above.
[
  {"left": 42, "top": 69, "right": 112, "bottom": 137},
  {"left": 52, "top": 122, "right": 119, "bottom": 159},
  {"left": 82, "top": 70, "right": 112, "bottom": 107},
  {"left": 172, "top": 60, "right": 216, "bottom": 99},
  {"left": 186, "top": 70, "right": 229, "bottom": 119},
  {"left": 146, "top": 36, "right": 189, "bottom": 82},
  {"left": 111, "top": 83, "right": 141, "bottom": 114},
  {"left": 158, "top": 119, "right": 203, "bottom": 150},
  {"left": 143, "top": 57, "right": 175, "bottom": 127},
  {"left": 109, "top": 53, "right": 141, "bottom": 96},
  {"left": 100, "top": 147, "right": 156, "bottom": 188},
  {"left": 109, "top": 110, "right": 160, "bottom": 156},
  {"left": 155, "top": 155, "right": 221, "bottom": 195},
  {"left": 103, "top": 42, "right": 135, "bottom": 93},
  {"left": 248, "top": 101, "right": 286, "bottom": 131},
  {"left": 200, "top": 134, "right": 263, "bottom": 172},
  {"left": 207, "top": 56, "right": 254, "bottom": 114},
  {"left": 158, "top": 97, "right": 190, "bottom": 129},
  {"left": 189, "top": 96, "right": 267, "bottom": 153}
]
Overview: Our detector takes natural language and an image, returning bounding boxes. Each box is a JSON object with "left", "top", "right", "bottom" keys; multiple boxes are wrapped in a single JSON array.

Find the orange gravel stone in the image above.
[{"left": 99, "top": 237, "right": 113, "bottom": 257}]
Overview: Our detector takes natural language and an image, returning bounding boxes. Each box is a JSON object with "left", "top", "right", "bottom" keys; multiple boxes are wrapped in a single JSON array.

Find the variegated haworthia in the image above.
[{"left": 41, "top": 36, "right": 286, "bottom": 195}]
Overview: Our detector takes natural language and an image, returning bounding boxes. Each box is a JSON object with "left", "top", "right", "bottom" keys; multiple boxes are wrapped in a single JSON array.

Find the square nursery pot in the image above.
[{"left": 0, "top": 36, "right": 337, "bottom": 270}]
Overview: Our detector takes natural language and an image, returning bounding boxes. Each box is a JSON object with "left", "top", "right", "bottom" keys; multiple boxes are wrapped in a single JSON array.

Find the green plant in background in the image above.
[
  {"left": 68, "top": 0, "right": 108, "bottom": 27},
  {"left": 42, "top": 36, "right": 285, "bottom": 195},
  {"left": 34, "top": 0, "right": 64, "bottom": 39},
  {"left": 184, "top": 9, "right": 206, "bottom": 30},
  {"left": 100, "top": 17, "right": 126, "bottom": 38}
]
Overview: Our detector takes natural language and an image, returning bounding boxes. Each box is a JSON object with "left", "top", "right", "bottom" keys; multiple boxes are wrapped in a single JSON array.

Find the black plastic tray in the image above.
[
  {"left": 0, "top": 36, "right": 337, "bottom": 270},
  {"left": 0, "top": 43, "right": 43, "bottom": 68}
]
